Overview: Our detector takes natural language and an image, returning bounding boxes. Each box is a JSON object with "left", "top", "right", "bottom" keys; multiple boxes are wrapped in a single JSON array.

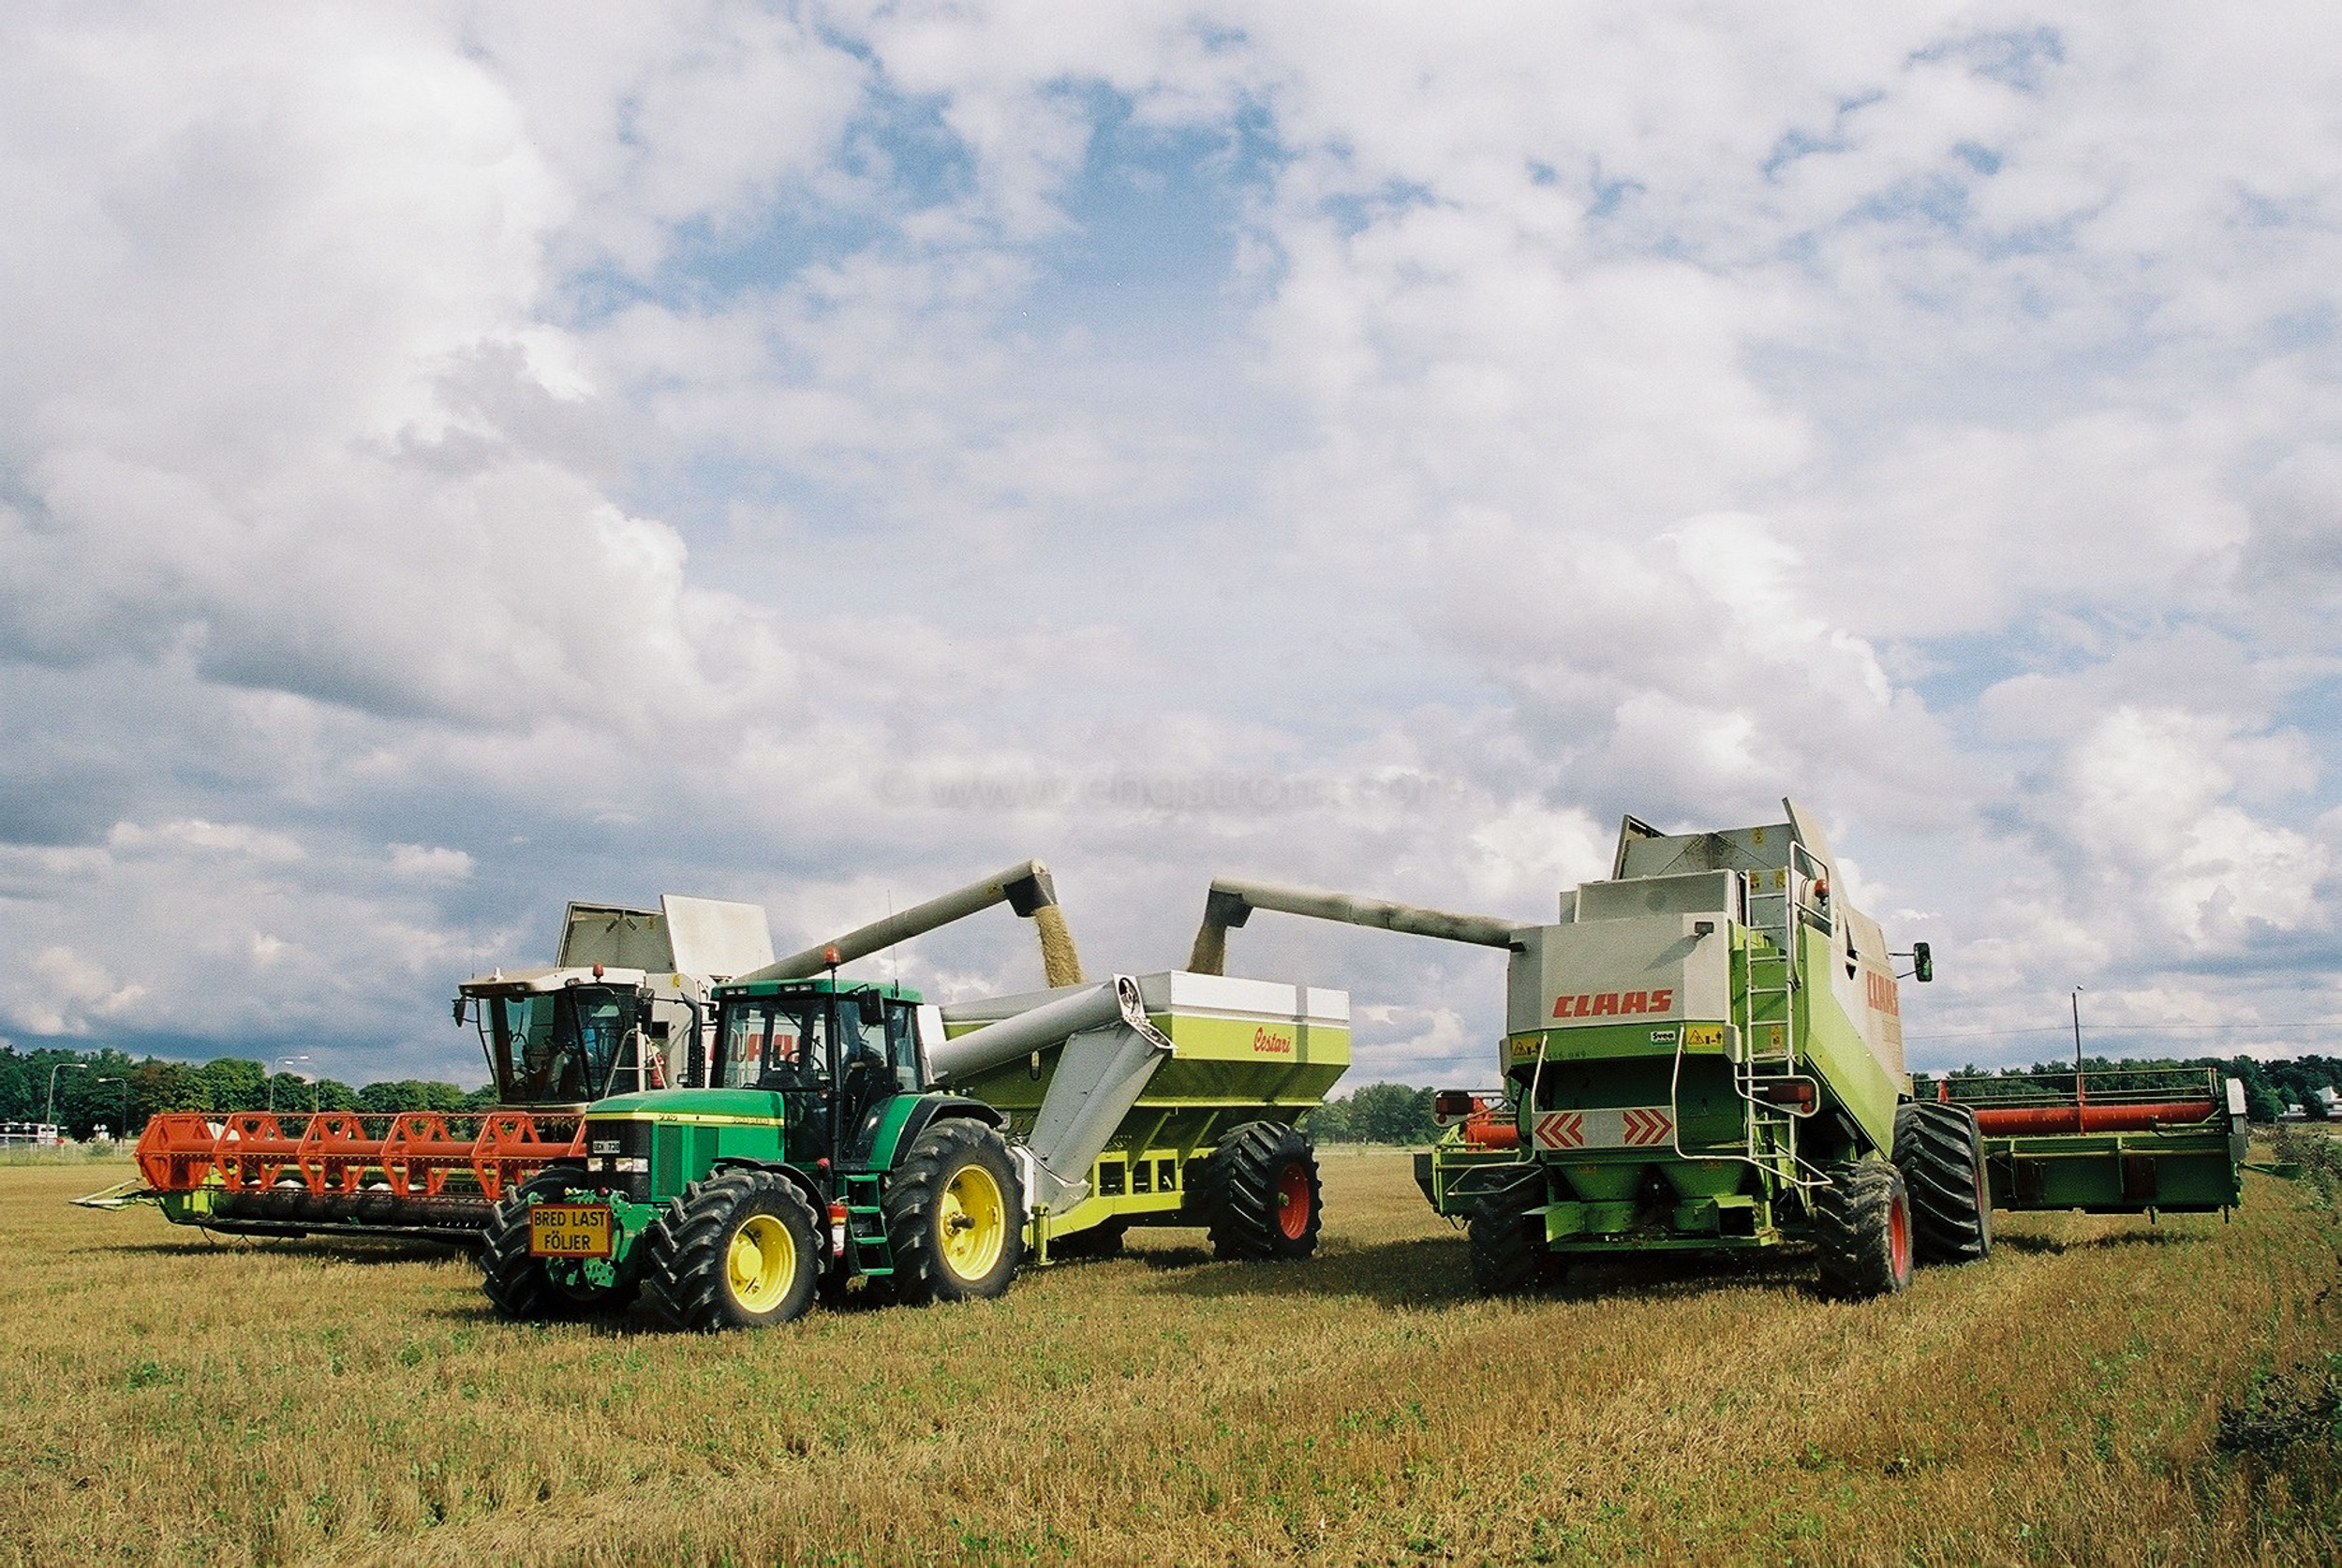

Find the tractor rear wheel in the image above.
[
  {"left": 641, "top": 1170, "right": 822, "bottom": 1331},
  {"left": 883, "top": 1120, "right": 1025, "bottom": 1306},
  {"left": 1469, "top": 1169, "right": 1551, "bottom": 1295},
  {"left": 1192, "top": 1121, "right": 1323, "bottom": 1261},
  {"left": 1893, "top": 1101, "right": 1993, "bottom": 1265},
  {"left": 1813, "top": 1157, "right": 1916, "bottom": 1299},
  {"left": 480, "top": 1168, "right": 633, "bottom": 1321}
]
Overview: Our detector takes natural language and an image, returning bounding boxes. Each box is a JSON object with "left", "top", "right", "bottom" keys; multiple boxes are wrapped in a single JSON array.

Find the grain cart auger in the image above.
[
  {"left": 111, "top": 895, "right": 775, "bottom": 1243},
  {"left": 1193, "top": 800, "right": 1984, "bottom": 1300}
]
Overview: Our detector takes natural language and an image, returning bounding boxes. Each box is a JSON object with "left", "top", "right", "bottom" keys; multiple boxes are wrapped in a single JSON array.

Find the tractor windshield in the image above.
[
  {"left": 481, "top": 984, "right": 638, "bottom": 1103},
  {"left": 718, "top": 996, "right": 833, "bottom": 1090}
]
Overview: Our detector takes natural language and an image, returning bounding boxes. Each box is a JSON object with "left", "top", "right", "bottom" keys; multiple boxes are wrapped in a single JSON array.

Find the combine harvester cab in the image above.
[
  {"left": 1193, "top": 800, "right": 1994, "bottom": 1299},
  {"left": 1920, "top": 1067, "right": 2249, "bottom": 1216},
  {"left": 480, "top": 866, "right": 1350, "bottom": 1330},
  {"left": 116, "top": 895, "right": 775, "bottom": 1242}
]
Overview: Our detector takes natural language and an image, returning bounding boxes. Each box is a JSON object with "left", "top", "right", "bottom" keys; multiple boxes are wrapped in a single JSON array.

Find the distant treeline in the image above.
[
  {"left": 5, "top": 1043, "right": 2337, "bottom": 1143},
  {"left": 0, "top": 1045, "right": 493, "bottom": 1139}
]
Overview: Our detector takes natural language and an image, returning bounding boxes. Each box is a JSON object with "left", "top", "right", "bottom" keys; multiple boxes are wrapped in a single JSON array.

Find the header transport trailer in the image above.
[
  {"left": 107, "top": 863, "right": 1086, "bottom": 1243},
  {"left": 482, "top": 966, "right": 1350, "bottom": 1329}
]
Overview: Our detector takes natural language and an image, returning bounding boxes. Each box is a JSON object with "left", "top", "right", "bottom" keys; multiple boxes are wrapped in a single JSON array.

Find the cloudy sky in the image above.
[{"left": 5, "top": 2, "right": 2339, "bottom": 1089}]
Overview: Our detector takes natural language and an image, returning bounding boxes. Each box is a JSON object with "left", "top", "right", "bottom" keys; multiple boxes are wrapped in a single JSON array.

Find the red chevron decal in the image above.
[
  {"left": 1534, "top": 1112, "right": 1583, "bottom": 1150},
  {"left": 1620, "top": 1108, "right": 1673, "bottom": 1146}
]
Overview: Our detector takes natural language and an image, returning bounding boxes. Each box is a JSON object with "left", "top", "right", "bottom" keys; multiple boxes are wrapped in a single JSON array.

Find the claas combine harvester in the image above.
[
  {"left": 1191, "top": 799, "right": 2252, "bottom": 1300},
  {"left": 482, "top": 892, "right": 1350, "bottom": 1329}
]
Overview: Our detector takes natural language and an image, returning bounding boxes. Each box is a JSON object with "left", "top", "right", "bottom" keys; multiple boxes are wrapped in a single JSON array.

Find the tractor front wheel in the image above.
[
  {"left": 1813, "top": 1157, "right": 1916, "bottom": 1299},
  {"left": 1893, "top": 1101, "right": 1993, "bottom": 1265},
  {"left": 641, "top": 1170, "right": 822, "bottom": 1331},
  {"left": 884, "top": 1120, "right": 1025, "bottom": 1306},
  {"left": 1192, "top": 1121, "right": 1323, "bottom": 1261},
  {"left": 480, "top": 1168, "right": 633, "bottom": 1321},
  {"left": 1468, "top": 1169, "right": 1552, "bottom": 1295}
]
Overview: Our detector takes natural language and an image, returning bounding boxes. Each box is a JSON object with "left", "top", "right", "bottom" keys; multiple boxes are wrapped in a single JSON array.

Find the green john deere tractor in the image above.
[{"left": 479, "top": 974, "right": 1030, "bottom": 1328}]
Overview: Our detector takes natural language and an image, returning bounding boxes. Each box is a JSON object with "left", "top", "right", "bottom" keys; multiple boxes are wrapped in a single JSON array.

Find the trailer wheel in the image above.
[
  {"left": 479, "top": 1169, "right": 634, "bottom": 1321},
  {"left": 1468, "top": 1170, "right": 1552, "bottom": 1296},
  {"left": 884, "top": 1119, "right": 1025, "bottom": 1306},
  {"left": 1193, "top": 1121, "right": 1323, "bottom": 1261},
  {"left": 641, "top": 1170, "right": 822, "bottom": 1331},
  {"left": 1813, "top": 1158, "right": 1915, "bottom": 1299},
  {"left": 1892, "top": 1102, "right": 1993, "bottom": 1265}
]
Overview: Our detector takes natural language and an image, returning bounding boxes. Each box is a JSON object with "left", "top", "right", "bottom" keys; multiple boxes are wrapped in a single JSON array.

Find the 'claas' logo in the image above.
[
  {"left": 1253, "top": 1027, "right": 1295, "bottom": 1055},
  {"left": 1553, "top": 988, "right": 1675, "bottom": 1020}
]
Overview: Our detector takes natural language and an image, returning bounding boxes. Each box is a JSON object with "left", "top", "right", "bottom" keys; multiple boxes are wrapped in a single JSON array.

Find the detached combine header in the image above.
[{"left": 1921, "top": 1066, "right": 2248, "bottom": 1214}]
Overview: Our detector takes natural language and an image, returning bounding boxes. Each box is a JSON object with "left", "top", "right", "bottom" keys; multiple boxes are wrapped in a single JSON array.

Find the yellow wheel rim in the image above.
[
  {"left": 727, "top": 1212, "right": 796, "bottom": 1313},
  {"left": 938, "top": 1162, "right": 1007, "bottom": 1281}
]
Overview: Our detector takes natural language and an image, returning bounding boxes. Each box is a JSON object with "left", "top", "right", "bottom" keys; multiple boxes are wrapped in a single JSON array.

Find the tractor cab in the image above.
[{"left": 711, "top": 979, "right": 933, "bottom": 1163}]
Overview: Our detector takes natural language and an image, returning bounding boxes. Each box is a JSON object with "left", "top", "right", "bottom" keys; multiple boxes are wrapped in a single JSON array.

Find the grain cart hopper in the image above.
[
  {"left": 1916, "top": 1066, "right": 2249, "bottom": 1216},
  {"left": 482, "top": 894, "right": 1349, "bottom": 1327},
  {"left": 1192, "top": 801, "right": 1984, "bottom": 1300}
]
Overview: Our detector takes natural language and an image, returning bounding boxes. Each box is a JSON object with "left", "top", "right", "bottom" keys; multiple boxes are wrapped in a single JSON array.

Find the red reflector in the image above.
[{"left": 1760, "top": 1081, "right": 1816, "bottom": 1111}]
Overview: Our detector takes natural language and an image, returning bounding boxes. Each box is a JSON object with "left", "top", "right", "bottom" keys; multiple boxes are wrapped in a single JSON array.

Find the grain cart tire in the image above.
[
  {"left": 884, "top": 1120, "right": 1025, "bottom": 1306},
  {"left": 1192, "top": 1121, "right": 1324, "bottom": 1261},
  {"left": 641, "top": 1170, "right": 822, "bottom": 1330},
  {"left": 1469, "top": 1169, "right": 1552, "bottom": 1296},
  {"left": 1892, "top": 1102, "right": 1993, "bottom": 1265},
  {"left": 1813, "top": 1158, "right": 1916, "bottom": 1300},
  {"left": 480, "top": 1168, "right": 633, "bottom": 1321}
]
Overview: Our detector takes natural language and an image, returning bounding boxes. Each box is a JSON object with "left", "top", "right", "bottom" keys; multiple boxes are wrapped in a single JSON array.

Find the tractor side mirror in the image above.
[
  {"left": 1912, "top": 941, "right": 1933, "bottom": 984},
  {"left": 452, "top": 998, "right": 467, "bottom": 1026},
  {"left": 857, "top": 991, "right": 884, "bottom": 1028}
]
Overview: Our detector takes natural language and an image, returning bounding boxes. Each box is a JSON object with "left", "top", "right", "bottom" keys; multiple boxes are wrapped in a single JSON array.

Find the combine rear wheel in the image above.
[
  {"left": 883, "top": 1120, "right": 1024, "bottom": 1306},
  {"left": 642, "top": 1170, "right": 822, "bottom": 1331},
  {"left": 480, "top": 1169, "right": 633, "bottom": 1321},
  {"left": 1813, "top": 1157, "right": 1915, "bottom": 1299},
  {"left": 1893, "top": 1102, "right": 1993, "bottom": 1265},
  {"left": 1468, "top": 1169, "right": 1552, "bottom": 1295},
  {"left": 1192, "top": 1121, "right": 1323, "bottom": 1261}
]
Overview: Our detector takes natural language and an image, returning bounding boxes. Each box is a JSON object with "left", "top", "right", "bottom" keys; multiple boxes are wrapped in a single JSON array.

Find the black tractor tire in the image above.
[
  {"left": 640, "top": 1169, "right": 823, "bottom": 1331},
  {"left": 883, "top": 1120, "right": 1025, "bottom": 1306},
  {"left": 1468, "top": 1169, "right": 1552, "bottom": 1296},
  {"left": 479, "top": 1168, "right": 632, "bottom": 1321},
  {"left": 1893, "top": 1101, "right": 1994, "bottom": 1265},
  {"left": 1191, "top": 1121, "right": 1324, "bottom": 1261},
  {"left": 1813, "top": 1157, "right": 1916, "bottom": 1300}
]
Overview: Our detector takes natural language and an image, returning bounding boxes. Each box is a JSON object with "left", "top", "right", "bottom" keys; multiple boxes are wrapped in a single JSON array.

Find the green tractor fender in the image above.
[{"left": 860, "top": 1093, "right": 1007, "bottom": 1171}]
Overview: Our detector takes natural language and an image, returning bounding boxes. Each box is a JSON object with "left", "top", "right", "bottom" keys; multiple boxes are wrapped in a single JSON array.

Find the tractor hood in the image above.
[{"left": 587, "top": 1087, "right": 786, "bottom": 1120}]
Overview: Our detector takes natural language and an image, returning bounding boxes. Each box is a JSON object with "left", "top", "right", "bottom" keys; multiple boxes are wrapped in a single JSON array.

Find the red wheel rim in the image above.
[
  {"left": 1274, "top": 1161, "right": 1312, "bottom": 1240},
  {"left": 1888, "top": 1187, "right": 1912, "bottom": 1282}
]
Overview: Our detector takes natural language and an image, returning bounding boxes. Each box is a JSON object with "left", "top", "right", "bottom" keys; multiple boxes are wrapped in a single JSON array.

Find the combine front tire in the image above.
[
  {"left": 641, "top": 1170, "right": 822, "bottom": 1331},
  {"left": 1893, "top": 1102, "right": 1993, "bottom": 1265},
  {"left": 1468, "top": 1170, "right": 1551, "bottom": 1296},
  {"left": 480, "top": 1169, "right": 631, "bottom": 1321},
  {"left": 1193, "top": 1121, "right": 1323, "bottom": 1261},
  {"left": 883, "top": 1120, "right": 1024, "bottom": 1306},
  {"left": 1813, "top": 1158, "right": 1915, "bottom": 1299}
]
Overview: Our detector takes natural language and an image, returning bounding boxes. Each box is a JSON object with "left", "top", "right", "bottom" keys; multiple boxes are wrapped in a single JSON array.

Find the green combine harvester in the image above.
[
  {"left": 1193, "top": 799, "right": 2255, "bottom": 1298},
  {"left": 482, "top": 871, "right": 1349, "bottom": 1329}
]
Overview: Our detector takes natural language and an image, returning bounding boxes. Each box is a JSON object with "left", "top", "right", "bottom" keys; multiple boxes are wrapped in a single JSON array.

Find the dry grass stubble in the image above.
[{"left": 2, "top": 1148, "right": 2335, "bottom": 1567}]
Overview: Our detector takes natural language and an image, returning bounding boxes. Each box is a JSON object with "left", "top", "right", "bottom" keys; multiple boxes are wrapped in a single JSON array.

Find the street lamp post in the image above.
[
  {"left": 2070, "top": 986, "right": 2086, "bottom": 1105},
  {"left": 94, "top": 1076, "right": 123, "bottom": 1141},
  {"left": 44, "top": 1061, "right": 88, "bottom": 1134},
  {"left": 271, "top": 1055, "right": 312, "bottom": 1114}
]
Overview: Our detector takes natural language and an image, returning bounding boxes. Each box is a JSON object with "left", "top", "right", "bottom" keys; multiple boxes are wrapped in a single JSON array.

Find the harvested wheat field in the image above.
[{"left": 2, "top": 1148, "right": 2336, "bottom": 1568}]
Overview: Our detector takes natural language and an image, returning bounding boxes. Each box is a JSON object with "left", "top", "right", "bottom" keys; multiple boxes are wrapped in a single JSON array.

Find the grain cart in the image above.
[
  {"left": 1917, "top": 1066, "right": 2249, "bottom": 1216},
  {"left": 1191, "top": 800, "right": 1983, "bottom": 1299},
  {"left": 482, "top": 912, "right": 1349, "bottom": 1327}
]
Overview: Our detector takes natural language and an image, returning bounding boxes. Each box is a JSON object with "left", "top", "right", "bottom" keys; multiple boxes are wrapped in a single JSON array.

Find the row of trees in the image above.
[
  {"left": 0, "top": 1045, "right": 486, "bottom": 1140},
  {"left": 7, "top": 1043, "right": 2339, "bottom": 1144}
]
